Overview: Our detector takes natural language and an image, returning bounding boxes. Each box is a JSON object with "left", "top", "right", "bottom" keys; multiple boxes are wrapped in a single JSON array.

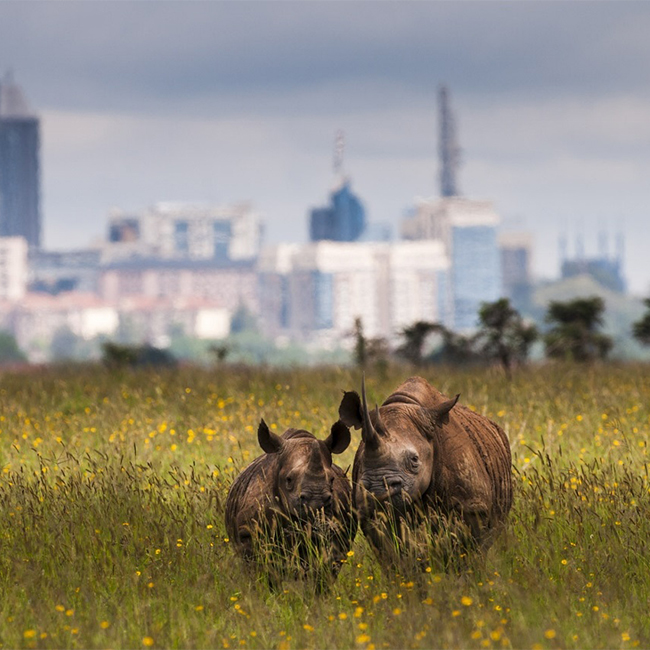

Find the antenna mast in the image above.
[
  {"left": 334, "top": 129, "right": 345, "bottom": 176},
  {"left": 438, "top": 85, "right": 460, "bottom": 197}
]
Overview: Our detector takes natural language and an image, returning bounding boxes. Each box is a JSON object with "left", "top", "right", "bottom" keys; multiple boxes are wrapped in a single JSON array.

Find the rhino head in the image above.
[
  {"left": 339, "top": 377, "right": 459, "bottom": 515},
  {"left": 257, "top": 419, "right": 351, "bottom": 519}
]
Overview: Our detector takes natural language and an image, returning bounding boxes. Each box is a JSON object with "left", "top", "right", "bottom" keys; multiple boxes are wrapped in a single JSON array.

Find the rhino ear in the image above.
[
  {"left": 338, "top": 391, "right": 363, "bottom": 430},
  {"left": 427, "top": 394, "right": 460, "bottom": 428},
  {"left": 257, "top": 418, "right": 283, "bottom": 454},
  {"left": 325, "top": 420, "right": 351, "bottom": 455}
]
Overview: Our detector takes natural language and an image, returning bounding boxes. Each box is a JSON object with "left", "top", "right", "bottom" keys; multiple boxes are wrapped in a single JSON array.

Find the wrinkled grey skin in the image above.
[
  {"left": 225, "top": 419, "right": 357, "bottom": 581},
  {"left": 339, "top": 376, "right": 512, "bottom": 562}
]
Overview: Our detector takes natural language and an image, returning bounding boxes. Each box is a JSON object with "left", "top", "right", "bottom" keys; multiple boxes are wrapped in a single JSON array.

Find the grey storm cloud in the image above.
[{"left": 2, "top": 1, "right": 650, "bottom": 115}]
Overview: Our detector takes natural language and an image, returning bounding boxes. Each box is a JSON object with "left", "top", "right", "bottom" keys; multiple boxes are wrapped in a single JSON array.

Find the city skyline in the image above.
[{"left": 1, "top": 2, "right": 649, "bottom": 292}]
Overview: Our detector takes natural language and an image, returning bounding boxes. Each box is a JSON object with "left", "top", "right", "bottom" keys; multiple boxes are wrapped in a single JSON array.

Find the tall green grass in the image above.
[{"left": 0, "top": 363, "right": 648, "bottom": 648}]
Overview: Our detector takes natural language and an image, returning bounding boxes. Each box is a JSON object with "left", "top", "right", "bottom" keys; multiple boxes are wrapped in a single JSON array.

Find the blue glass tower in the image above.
[
  {"left": 0, "top": 73, "right": 41, "bottom": 248},
  {"left": 309, "top": 180, "right": 366, "bottom": 242},
  {"left": 452, "top": 224, "right": 501, "bottom": 330}
]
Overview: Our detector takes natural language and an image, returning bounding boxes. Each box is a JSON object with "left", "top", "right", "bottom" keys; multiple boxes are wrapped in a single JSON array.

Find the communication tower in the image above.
[{"left": 438, "top": 85, "right": 461, "bottom": 197}]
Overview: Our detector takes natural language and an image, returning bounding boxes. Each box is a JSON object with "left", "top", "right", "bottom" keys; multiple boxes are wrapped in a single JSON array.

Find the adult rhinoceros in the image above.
[{"left": 339, "top": 376, "right": 512, "bottom": 564}]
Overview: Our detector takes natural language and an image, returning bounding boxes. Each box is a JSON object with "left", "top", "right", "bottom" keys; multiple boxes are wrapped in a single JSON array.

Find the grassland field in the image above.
[{"left": 0, "top": 362, "right": 649, "bottom": 650}]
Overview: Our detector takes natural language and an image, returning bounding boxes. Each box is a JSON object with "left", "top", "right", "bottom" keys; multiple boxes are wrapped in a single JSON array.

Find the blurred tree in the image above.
[
  {"left": 350, "top": 317, "right": 389, "bottom": 370},
  {"left": 209, "top": 343, "right": 230, "bottom": 364},
  {"left": 426, "top": 325, "right": 479, "bottom": 366},
  {"left": 230, "top": 304, "right": 259, "bottom": 335},
  {"left": 632, "top": 298, "right": 650, "bottom": 347},
  {"left": 101, "top": 341, "right": 176, "bottom": 368},
  {"left": 396, "top": 321, "right": 438, "bottom": 367},
  {"left": 50, "top": 326, "right": 84, "bottom": 361},
  {"left": 476, "top": 298, "right": 538, "bottom": 375},
  {"left": 544, "top": 296, "right": 612, "bottom": 362},
  {"left": 352, "top": 317, "right": 367, "bottom": 368},
  {"left": 0, "top": 331, "right": 26, "bottom": 364}
]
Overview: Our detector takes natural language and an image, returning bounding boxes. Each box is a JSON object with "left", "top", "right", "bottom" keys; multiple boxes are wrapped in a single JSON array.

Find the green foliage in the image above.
[
  {"left": 209, "top": 343, "right": 230, "bottom": 363},
  {"left": 101, "top": 341, "right": 177, "bottom": 368},
  {"left": 395, "top": 321, "right": 477, "bottom": 367},
  {"left": 0, "top": 330, "right": 26, "bottom": 364},
  {"left": 0, "top": 364, "right": 648, "bottom": 648},
  {"left": 396, "top": 321, "right": 439, "bottom": 367},
  {"left": 544, "top": 296, "right": 613, "bottom": 362},
  {"left": 428, "top": 327, "right": 479, "bottom": 366},
  {"left": 477, "top": 298, "right": 538, "bottom": 374},
  {"left": 632, "top": 298, "right": 650, "bottom": 346},
  {"left": 351, "top": 317, "right": 389, "bottom": 371}
]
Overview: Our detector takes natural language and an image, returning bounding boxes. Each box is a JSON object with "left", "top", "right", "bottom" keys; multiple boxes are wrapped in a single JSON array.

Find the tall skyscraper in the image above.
[
  {"left": 499, "top": 232, "right": 533, "bottom": 312},
  {"left": 0, "top": 72, "right": 41, "bottom": 248},
  {"left": 401, "top": 197, "right": 502, "bottom": 330},
  {"left": 309, "top": 132, "right": 367, "bottom": 242}
]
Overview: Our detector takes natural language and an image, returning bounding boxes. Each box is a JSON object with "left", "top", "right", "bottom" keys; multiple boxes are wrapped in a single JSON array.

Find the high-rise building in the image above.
[
  {"left": 257, "top": 240, "right": 450, "bottom": 345},
  {"left": 402, "top": 197, "right": 501, "bottom": 330},
  {"left": 559, "top": 231, "right": 626, "bottom": 293},
  {"left": 309, "top": 132, "right": 367, "bottom": 242},
  {"left": 499, "top": 232, "right": 533, "bottom": 312},
  {"left": 0, "top": 72, "right": 41, "bottom": 248},
  {"left": 0, "top": 236, "right": 28, "bottom": 301},
  {"left": 103, "top": 202, "right": 263, "bottom": 263},
  {"left": 309, "top": 179, "right": 366, "bottom": 242}
]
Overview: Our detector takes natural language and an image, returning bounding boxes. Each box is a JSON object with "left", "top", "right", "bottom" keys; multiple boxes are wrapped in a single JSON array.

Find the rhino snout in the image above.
[
  {"left": 362, "top": 474, "right": 405, "bottom": 498},
  {"left": 299, "top": 490, "right": 333, "bottom": 511},
  {"left": 386, "top": 477, "right": 404, "bottom": 491}
]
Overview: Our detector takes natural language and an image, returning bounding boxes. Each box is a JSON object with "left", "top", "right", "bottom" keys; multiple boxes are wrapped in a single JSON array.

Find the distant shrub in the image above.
[
  {"left": 0, "top": 331, "right": 27, "bottom": 365},
  {"left": 102, "top": 342, "right": 176, "bottom": 369}
]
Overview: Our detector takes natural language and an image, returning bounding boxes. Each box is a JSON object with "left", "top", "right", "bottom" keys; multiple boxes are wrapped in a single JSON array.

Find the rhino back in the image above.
[
  {"left": 431, "top": 403, "right": 512, "bottom": 522},
  {"left": 382, "top": 376, "right": 444, "bottom": 408},
  {"left": 225, "top": 454, "right": 278, "bottom": 543}
]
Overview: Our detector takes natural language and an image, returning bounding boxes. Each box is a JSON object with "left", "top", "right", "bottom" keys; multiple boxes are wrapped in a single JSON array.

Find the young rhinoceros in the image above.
[
  {"left": 339, "top": 376, "right": 512, "bottom": 564},
  {"left": 225, "top": 419, "right": 357, "bottom": 583}
]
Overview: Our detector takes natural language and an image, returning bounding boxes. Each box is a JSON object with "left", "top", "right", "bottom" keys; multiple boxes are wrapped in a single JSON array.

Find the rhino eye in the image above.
[{"left": 406, "top": 454, "right": 420, "bottom": 473}]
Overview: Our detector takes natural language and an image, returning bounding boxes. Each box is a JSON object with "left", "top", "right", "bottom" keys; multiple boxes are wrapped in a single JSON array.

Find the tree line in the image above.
[{"left": 353, "top": 295, "right": 650, "bottom": 374}]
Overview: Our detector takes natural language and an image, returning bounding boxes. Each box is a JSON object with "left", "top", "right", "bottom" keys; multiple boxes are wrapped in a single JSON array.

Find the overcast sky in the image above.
[{"left": 1, "top": 1, "right": 649, "bottom": 293}]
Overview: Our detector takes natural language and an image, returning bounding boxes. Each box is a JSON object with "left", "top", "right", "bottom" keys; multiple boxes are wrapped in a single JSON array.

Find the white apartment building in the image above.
[
  {"left": 100, "top": 260, "right": 259, "bottom": 316},
  {"left": 103, "top": 202, "right": 263, "bottom": 263},
  {"left": 0, "top": 236, "right": 27, "bottom": 301},
  {"left": 257, "top": 240, "right": 450, "bottom": 346}
]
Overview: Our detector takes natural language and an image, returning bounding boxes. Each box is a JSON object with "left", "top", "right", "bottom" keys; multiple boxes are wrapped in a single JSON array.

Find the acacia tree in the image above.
[
  {"left": 544, "top": 296, "right": 612, "bottom": 362},
  {"left": 0, "top": 331, "right": 26, "bottom": 364},
  {"left": 396, "top": 320, "right": 439, "bottom": 367},
  {"left": 351, "top": 316, "right": 389, "bottom": 370},
  {"left": 632, "top": 298, "right": 650, "bottom": 346},
  {"left": 476, "top": 298, "right": 538, "bottom": 375}
]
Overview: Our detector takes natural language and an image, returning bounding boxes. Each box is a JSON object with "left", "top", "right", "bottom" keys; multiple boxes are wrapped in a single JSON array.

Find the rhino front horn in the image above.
[{"left": 361, "top": 376, "right": 380, "bottom": 449}]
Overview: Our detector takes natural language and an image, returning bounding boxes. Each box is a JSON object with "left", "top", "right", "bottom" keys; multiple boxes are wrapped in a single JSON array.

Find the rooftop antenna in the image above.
[
  {"left": 559, "top": 232, "right": 568, "bottom": 264},
  {"left": 575, "top": 231, "right": 585, "bottom": 260},
  {"left": 334, "top": 129, "right": 345, "bottom": 176},
  {"left": 598, "top": 228, "right": 608, "bottom": 259},
  {"left": 616, "top": 230, "right": 625, "bottom": 266},
  {"left": 438, "top": 84, "right": 460, "bottom": 197}
]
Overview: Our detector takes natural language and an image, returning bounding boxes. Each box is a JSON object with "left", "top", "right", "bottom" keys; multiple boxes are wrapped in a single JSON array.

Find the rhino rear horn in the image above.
[
  {"left": 428, "top": 394, "right": 460, "bottom": 426},
  {"left": 257, "top": 418, "right": 284, "bottom": 454},
  {"left": 325, "top": 420, "right": 351, "bottom": 454}
]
